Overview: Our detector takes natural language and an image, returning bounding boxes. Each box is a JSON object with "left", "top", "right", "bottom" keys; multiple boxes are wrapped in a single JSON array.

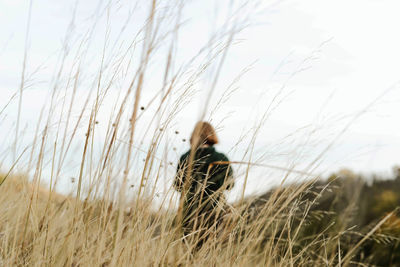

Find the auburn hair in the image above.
[{"left": 190, "top": 121, "right": 219, "bottom": 147}]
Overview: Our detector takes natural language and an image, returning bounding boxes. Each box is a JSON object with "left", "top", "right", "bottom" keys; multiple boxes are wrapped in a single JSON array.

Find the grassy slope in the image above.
[{"left": 1, "top": 171, "right": 399, "bottom": 266}]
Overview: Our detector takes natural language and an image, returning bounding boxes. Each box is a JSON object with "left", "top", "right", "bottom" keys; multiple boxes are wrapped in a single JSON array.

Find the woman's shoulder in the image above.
[
  {"left": 179, "top": 147, "right": 229, "bottom": 162},
  {"left": 179, "top": 150, "right": 191, "bottom": 162},
  {"left": 212, "top": 149, "right": 229, "bottom": 161}
]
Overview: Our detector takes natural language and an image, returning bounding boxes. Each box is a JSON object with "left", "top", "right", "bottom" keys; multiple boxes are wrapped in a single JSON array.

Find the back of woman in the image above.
[{"left": 174, "top": 122, "right": 234, "bottom": 242}]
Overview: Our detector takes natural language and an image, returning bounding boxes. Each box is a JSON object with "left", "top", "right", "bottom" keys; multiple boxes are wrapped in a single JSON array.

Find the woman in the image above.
[{"left": 174, "top": 121, "right": 234, "bottom": 245}]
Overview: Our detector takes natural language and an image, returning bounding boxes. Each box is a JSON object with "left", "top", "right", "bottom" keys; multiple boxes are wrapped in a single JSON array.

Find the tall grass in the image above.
[{"left": 0, "top": 1, "right": 396, "bottom": 266}]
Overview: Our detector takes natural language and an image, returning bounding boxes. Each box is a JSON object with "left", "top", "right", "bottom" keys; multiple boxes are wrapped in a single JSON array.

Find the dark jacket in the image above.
[{"left": 174, "top": 146, "right": 234, "bottom": 231}]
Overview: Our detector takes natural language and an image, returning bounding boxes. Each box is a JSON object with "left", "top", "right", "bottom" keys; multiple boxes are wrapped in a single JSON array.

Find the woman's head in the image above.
[{"left": 190, "top": 121, "right": 219, "bottom": 147}]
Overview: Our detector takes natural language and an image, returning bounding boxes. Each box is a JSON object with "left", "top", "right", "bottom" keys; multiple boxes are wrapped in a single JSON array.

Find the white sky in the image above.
[{"left": 1, "top": 0, "right": 400, "bottom": 199}]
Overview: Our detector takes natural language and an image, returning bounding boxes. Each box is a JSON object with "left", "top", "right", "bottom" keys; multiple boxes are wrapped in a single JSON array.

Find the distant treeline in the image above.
[{"left": 248, "top": 166, "right": 400, "bottom": 266}]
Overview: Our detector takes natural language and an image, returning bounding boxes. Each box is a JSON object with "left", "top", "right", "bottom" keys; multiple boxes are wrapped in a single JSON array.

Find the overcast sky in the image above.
[{"left": 1, "top": 0, "right": 400, "bottom": 198}]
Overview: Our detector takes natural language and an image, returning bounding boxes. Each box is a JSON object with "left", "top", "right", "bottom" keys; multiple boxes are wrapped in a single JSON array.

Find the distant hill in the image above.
[{"left": 246, "top": 167, "right": 400, "bottom": 266}]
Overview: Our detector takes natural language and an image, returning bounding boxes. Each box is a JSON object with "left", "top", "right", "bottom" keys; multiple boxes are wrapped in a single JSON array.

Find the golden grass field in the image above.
[{"left": 2, "top": 172, "right": 398, "bottom": 266}]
